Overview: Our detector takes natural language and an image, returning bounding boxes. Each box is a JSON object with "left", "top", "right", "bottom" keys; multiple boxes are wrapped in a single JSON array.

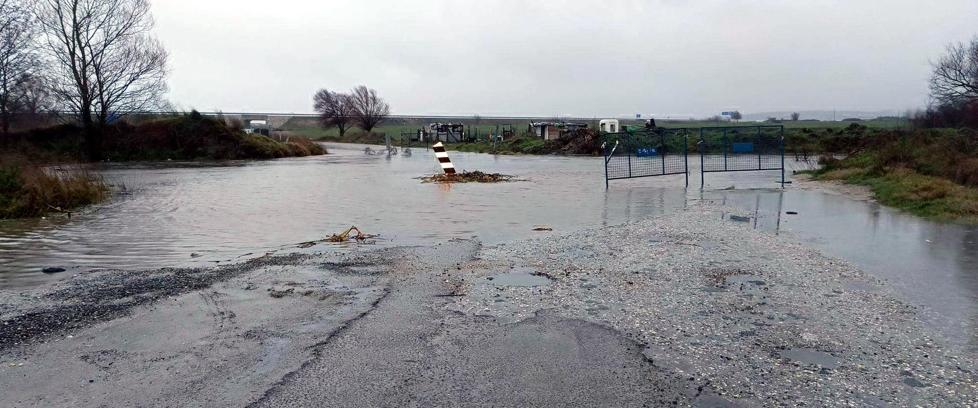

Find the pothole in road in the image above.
[
  {"left": 488, "top": 270, "right": 552, "bottom": 287},
  {"left": 779, "top": 348, "right": 841, "bottom": 370},
  {"left": 702, "top": 271, "right": 767, "bottom": 294}
]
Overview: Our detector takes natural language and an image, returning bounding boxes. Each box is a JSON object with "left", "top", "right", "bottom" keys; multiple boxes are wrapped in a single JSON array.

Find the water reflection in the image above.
[
  {"left": 0, "top": 143, "right": 975, "bottom": 349},
  {"left": 702, "top": 188, "right": 978, "bottom": 350}
]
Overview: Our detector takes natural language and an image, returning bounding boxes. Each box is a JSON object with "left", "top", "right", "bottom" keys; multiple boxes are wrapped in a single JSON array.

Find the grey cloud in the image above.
[{"left": 152, "top": 0, "right": 978, "bottom": 117}]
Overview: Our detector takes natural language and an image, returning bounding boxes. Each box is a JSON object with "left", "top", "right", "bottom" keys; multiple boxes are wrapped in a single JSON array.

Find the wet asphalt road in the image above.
[
  {"left": 1, "top": 204, "right": 976, "bottom": 406},
  {"left": 253, "top": 243, "right": 682, "bottom": 407}
]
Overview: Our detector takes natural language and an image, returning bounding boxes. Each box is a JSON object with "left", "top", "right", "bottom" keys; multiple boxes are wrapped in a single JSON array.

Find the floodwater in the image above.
[{"left": 0, "top": 143, "right": 976, "bottom": 349}]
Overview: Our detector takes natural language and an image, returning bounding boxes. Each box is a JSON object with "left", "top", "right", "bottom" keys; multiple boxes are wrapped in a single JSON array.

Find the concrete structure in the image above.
[
  {"left": 246, "top": 120, "right": 270, "bottom": 136},
  {"left": 530, "top": 122, "right": 589, "bottom": 141},
  {"left": 432, "top": 142, "right": 456, "bottom": 174},
  {"left": 599, "top": 119, "right": 620, "bottom": 133},
  {"left": 428, "top": 123, "right": 465, "bottom": 143}
]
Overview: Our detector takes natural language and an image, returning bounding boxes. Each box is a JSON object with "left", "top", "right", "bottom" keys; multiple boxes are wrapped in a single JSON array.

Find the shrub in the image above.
[
  {"left": 955, "top": 157, "right": 978, "bottom": 187},
  {"left": 241, "top": 134, "right": 291, "bottom": 159},
  {"left": 0, "top": 156, "right": 108, "bottom": 218},
  {"left": 5, "top": 112, "right": 327, "bottom": 162},
  {"left": 285, "top": 137, "right": 326, "bottom": 156}
]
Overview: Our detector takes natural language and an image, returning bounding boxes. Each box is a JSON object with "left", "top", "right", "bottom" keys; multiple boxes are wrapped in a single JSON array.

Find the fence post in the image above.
[
  {"left": 700, "top": 128, "right": 705, "bottom": 189},
  {"left": 627, "top": 140, "right": 632, "bottom": 179},
  {"left": 757, "top": 126, "right": 762, "bottom": 169},
  {"left": 780, "top": 127, "right": 786, "bottom": 189},
  {"left": 684, "top": 131, "right": 689, "bottom": 188},
  {"left": 604, "top": 141, "right": 609, "bottom": 190},
  {"left": 660, "top": 131, "right": 666, "bottom": 175},
  {"left": 433, "top": 142, "right": 455, "bottom": 174},
  {"left": 723, "top": 128, "right": 730, "bottom": 171}
]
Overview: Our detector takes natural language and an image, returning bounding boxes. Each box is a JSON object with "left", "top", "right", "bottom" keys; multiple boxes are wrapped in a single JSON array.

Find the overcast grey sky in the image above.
[{"left": 153, "top": 0, "right": 978, "bottom": 117}]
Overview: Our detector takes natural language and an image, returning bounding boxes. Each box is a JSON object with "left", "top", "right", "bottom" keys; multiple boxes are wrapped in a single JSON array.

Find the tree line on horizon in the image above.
[
  {"left": 1, "top": 0, "right": 975, "bottom": 161},
  {"left": 915, "top": 36, "right": 978, "bottom": 128},
  {"left": 313, "top": 86, "right": 390, "bottom": 137},
  {"left": 0, "top": 0, "right": 168, "bottom": 159}
]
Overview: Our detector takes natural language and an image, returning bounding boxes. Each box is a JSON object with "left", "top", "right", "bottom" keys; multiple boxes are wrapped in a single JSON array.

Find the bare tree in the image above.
[
  {"left": 34, "top": 0, "right": 168, "bottom": 159},
  {"left": 790, "top": 112, "right": 801, "bottom": 121},
  {"left": 0, "top": 0, "right": 36, "bottom": 137},
  {"left": 313, "top": 89, "right": 354, "bottom": 137},
  {"left": 730, "top": 111, "right": 742, "bottom": 122},
  {"left": 930, "top": 36, "right": 978, "bottom": 106},
  {"left": 11, "top": 74, "right": 53, "bottom": 128},
  {"left": 348, "top": 85, "right": 390, "bottom": 132}
]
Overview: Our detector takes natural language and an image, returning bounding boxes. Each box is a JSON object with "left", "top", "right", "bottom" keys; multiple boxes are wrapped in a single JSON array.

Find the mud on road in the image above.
[{"left": 1, "top": 204, "right": 977, "bottom": 407}]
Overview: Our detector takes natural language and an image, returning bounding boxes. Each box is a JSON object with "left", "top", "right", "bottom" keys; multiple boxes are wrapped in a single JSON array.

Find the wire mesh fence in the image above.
[
  {"left": 698, "top": 125, "right": 785, "bottom": 187},
  {"left": 603, "top": 129, "right": 690, "bottom": 187},
  {"left": 602, "top": 126, "right": 785, "bottom": 189}
]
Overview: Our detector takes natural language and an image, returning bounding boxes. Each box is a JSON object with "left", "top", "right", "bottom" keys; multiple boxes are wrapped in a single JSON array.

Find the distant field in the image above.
[
  {"left": 284, "top": 116, "right": 910, "bottom": 141},
  {"left": 283, "top": 118, "right": 542, "bottom": 142},
  {"left": 656, "top": 117, "right": 910, "bottom": 130}
]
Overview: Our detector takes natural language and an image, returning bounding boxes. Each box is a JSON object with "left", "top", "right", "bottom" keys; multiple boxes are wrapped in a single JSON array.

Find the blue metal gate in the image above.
[
  {"left": 602, "top": 126, "right": 785, "bottom": 189},
  {"left": 603, "top": 128, "right": 691, "bottom": 188},
  {"left": 697, "top": 126, "right": 785, "bottom": 188}
]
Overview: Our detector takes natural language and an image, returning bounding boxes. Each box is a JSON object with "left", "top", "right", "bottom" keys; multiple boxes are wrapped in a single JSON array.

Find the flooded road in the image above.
[{"left": 0, "top": 143, "right": 975, "bottom": 348}]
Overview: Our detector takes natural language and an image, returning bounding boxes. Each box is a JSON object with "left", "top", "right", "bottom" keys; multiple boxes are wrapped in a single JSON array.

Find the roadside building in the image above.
[
  {"left": 427, "top": 123, "right": 465, "bottom": 143},
  {"left": 599, "top": 119, "right": 620, "bottom": 133},
  {"left": 246, "top": 120, "right": 270, "bottom": 136},
  {"left": 529, "top": 122, "right": 589, "bottom": 140}
]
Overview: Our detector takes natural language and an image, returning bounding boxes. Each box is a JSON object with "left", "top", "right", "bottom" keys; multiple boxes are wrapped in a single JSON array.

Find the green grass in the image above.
[
  {"left": 451, "top": 138, "right": 549, "bottom": 155},
  {"left": 814, "top": 167, "right": 978, "bottom": 222},
  {"left": 290, "top": 123, "right": 537, "bottom": 142},
  {"left": 810, "top": 128, "right": 978, "bottom": 222},
  {"left": 291, "top": 116, "right": 909, "bottom": 155},
  {"left": 654, "top": 117, "right": 909, "bottom": 130}
]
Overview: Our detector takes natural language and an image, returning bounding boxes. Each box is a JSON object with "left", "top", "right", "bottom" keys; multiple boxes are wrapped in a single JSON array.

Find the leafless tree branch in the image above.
[
  {"left": 0, "top": 0, "right": 37, "bottom": 136},
  {"left": 313, "top": 89, "right": 355, "bottom": 137},
  {"left": 930, "top": 36, "right": 978, "bottom": 106},
  {"left": 33, "top": 0, "right": 168, "bottom": 158},
  {"left": 348, "top": 85, "right": 390, "bottom": 133}
]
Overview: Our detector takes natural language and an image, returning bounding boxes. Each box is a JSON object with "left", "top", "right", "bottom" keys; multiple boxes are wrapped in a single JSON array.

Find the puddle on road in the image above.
[
  {"left": 693, "top": 394, "right": 751, "bottom": 408},
  {"left": 726, "top": 275, "right": 767, "bottom": 287},
  {"left": 844, "top": 280, "right": 881, "bottom": 293},
  {"left": 488, "top": 272, "right": 552, "bottom": 287},
  {"left": 779, "top": 348, "right": 841, "bottom": 370},
  {"left": 728, "top": 214, "right": 752, "bottom": 223}
]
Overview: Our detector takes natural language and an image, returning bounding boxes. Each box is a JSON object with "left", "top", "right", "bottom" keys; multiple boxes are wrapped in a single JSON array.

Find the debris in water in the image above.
[
  {"left": 420, "top": 171, "right": 516, "bottom": 184},
  {"left": 729, "top": 215, "right": 752, "bottom": 223},
  {"left": 786, "top": 211, "right": 799, "bottom": 215},
  {"left": 532, "top": 225, "right": 553, "bottom": 231},
  {"left": 42, "top": 267, "right": 66, "bottom": 274},
  {"left": 268, "top": 288, "right": 295, "bottom": 298},
  {"left": 326, "top": 226, "right": 377, "bottom": 243}
]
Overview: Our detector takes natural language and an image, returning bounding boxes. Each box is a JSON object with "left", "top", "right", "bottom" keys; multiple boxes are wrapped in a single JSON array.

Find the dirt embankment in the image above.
[{"left": 5, "top": 112, "right": 326, "bottom": 162}]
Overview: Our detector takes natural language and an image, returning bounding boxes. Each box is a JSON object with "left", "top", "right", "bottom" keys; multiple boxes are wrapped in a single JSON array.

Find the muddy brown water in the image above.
[{"left": 1, "top": 143, "right": 976, "bottom": 349}]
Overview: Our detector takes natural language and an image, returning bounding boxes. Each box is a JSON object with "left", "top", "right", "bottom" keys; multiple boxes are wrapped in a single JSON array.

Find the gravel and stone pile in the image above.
[{"left": 453, "top": 204, "right": 978, "bottom": 406}]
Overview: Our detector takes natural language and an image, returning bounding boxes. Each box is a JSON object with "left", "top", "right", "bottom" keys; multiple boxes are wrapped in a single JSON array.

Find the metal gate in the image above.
[
  {"left": 698, "top": 125, "right": 785, "bottom": 188},
  {"left": 602, "top": 126, "right": 785, "bottom": 189},
  {"left": 603, "top": 128, "right": 691, "bottom": 188}
]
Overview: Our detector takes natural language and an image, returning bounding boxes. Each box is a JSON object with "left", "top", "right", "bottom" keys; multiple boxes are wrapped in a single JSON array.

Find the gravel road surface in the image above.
[{"left": 1, "top": 203, "right": 975, "bottom": 407}]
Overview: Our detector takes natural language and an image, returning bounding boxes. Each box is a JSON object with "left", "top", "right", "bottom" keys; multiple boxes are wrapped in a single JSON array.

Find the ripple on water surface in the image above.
[{"left": 0, "top": 145, "right": 976, "bottom": 352}]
